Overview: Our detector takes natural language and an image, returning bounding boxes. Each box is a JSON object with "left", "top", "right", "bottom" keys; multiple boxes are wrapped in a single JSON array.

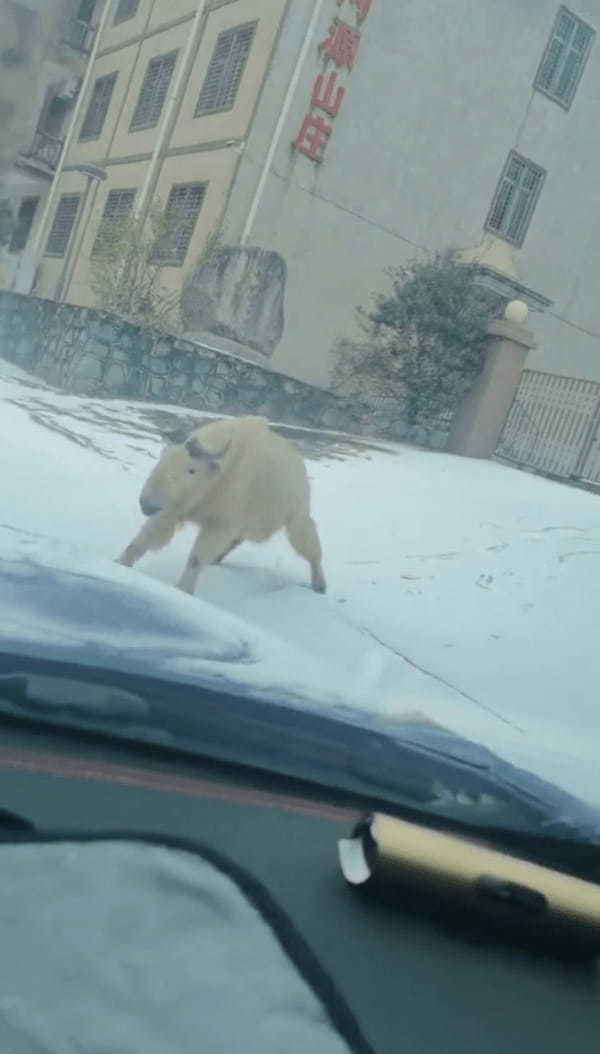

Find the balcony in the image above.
[
  {"left": 61, "top": 18, "right": 96, "bottom": 55},
  {"left": 20, "top": 131, "right": 64, "bottom": 173}
]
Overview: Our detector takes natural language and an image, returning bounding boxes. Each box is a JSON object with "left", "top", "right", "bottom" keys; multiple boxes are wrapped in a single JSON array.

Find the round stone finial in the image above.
[{"left": 504, "top": 299, "right": 529, "bottom": 323}]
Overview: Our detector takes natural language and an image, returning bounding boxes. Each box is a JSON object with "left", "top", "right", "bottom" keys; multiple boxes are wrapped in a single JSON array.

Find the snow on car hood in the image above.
[
  {"left": 0, "top": 526, "right": 359, "bottom": 714},
  {"left": 2, "top": 525, "right": 600, "bottom": 851}
]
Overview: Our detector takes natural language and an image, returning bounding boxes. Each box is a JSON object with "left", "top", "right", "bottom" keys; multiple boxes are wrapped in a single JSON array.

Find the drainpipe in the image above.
[
  {"left": 27, "top": 0, "right": 113, "bottom": 277},
  {"left": 135, "top": 1, "right": 209, "bottom": 223},
  {"left": 240, "top": 0, "right": 326, "bottom": 246}
]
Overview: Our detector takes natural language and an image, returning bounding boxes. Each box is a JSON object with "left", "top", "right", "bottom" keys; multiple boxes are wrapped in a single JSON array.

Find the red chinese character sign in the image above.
[
  {"left": 311, "top": 71, "right": 345, "bottom": 117},
  {"left": 292, "top": 114, "right": 332, "bottom": 163},
  {"left": 292, "top": 1, "right": 373, "bottom": 164},
  {"left": 337, "top": 0, "right": 372, "bottom": 23},
  {"left": 319, "top": 19, "right": 361, "bottom": 70}
]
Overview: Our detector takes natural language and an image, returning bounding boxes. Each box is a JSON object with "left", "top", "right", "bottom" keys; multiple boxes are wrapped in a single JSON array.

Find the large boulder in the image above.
[{"left": 181, "top": 245, "right": 286, "bottom": 358}]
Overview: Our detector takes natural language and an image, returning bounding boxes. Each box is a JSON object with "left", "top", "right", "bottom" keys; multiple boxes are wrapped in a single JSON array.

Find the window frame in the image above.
[
  {"left": 485, "top": 151, "right": 546, "bottom": 249},
  {"left": 44, "top": 194, "right": 82, "bottom": 258},
  {"left": 150, "top": 182, "right": 208, "bottom": 267},
  {"left": 129, "top": 50, "right": 178, "bottom": 132},
  {"left": 113, "top": 0, "right": 139, "bottom": 25},
  {"left": 194, "top": 21, "right": 258, "bottom": 118},
  {"left": 78, "top": 72, "right": 118, "bottom": 142},
  {"left": 90, "top": 188, "right": 137, "bottom": 258},
  {"left": 534, "top": 6, "right": 595, "bottom": 110}
]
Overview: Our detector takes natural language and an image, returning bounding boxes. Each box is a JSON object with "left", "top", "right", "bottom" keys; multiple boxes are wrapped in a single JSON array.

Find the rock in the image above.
[{"left": 181, "top": 245, "right": 286, "bottom": 357}]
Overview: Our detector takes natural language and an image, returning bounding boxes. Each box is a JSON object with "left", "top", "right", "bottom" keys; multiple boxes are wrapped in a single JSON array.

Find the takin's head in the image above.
[{"left": 139, "top": 433, "right": 231, "bottom": 517}]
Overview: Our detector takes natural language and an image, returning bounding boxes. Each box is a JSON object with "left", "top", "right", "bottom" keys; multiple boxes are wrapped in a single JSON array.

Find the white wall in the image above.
[{"left": 222, "top": 0, "right": 600, "bottom": 387}]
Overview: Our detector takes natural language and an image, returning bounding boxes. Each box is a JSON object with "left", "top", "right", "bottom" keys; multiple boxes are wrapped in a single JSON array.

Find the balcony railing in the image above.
[
  {"left": 61, "top": 18, "right": 96, "bottom": 55},
  {"left": 21, "top": 131, "right": 64, "bottom": 171}
]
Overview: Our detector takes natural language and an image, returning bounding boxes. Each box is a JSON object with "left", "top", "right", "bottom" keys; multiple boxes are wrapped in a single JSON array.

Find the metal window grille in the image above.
[
  {"left": 91, "top": 188, "right": 136, "bottom": 256},
  {"left": 79, "top": 73, "right": 117, "bottom": 141},
  {"left": 535, "top": 7, "right": 595, "bottom": 107},
  {"left": 151, "top": 183, "right": 207, "bottom": 266},
  {"left": 45, "top": 194, "right": 81, "bottom": 257},
  {"left": 130, "top": 51, "right": 178, "bottom": 131},
  {"left": 114, "top": 0, "right": 139, "bottom": 23},
  {"left": 195, "top": 22, "right": 257, "bottom": 116},
  {"left": 486, "top": 152, "right": 545, "bottom": 247}
]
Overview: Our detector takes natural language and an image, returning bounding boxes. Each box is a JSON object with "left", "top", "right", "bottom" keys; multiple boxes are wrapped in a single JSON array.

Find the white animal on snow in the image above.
[{"left": 117, "top": 415, "right": 326, "bottom": 596}]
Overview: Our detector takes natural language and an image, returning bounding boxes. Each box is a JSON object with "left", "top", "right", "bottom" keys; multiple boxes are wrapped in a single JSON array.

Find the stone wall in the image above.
[{"left": 0, "top": 291, "right": 446, "bottom": 445}]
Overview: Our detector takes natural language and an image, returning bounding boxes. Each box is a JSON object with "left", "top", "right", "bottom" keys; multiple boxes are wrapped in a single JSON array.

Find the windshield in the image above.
[{"left": 1, "top": 0, "right": 599, "bottom": 841}]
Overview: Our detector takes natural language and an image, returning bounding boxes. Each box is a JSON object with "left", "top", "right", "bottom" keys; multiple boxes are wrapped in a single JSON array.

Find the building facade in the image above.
[
  {"left": 0, "top": 0, "right": 99, "bottom": 290},
  {"left": 29, "top": 1, "right": 600, "bottom": 393}
]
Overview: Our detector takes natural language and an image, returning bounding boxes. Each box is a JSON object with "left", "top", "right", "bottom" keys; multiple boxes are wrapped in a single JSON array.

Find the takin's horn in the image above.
[{"left": 185, "top": 435, "right": 231, "bottom": 460}]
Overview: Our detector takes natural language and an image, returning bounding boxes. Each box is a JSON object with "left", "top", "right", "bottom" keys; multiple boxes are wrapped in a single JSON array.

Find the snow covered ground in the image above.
[{"left": 1, "top": 357, "right": 599, "bottom": 803}]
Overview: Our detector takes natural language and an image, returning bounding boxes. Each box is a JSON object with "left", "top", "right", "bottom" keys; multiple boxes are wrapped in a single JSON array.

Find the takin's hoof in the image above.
[{"left": 311, "top": 577, "right": 327, "bottom": 594}]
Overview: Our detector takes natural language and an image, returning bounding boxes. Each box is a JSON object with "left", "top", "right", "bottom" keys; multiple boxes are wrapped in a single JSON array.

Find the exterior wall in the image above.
[
  {"left": 34, "top": 0, "right": 288, "bottom": 308},
  {"left": 171, "top": 0, "right": 288, "bottom": 150},
  {"left": 221, "top": 0, "right": 600, "bottom": 388},
  {"left": 0, "top": 0, "right": 95, "bottom": 290}
]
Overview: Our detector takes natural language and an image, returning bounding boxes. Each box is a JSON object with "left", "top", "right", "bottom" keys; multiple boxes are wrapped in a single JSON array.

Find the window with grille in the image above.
[
  {"left": 114, "top": 0, "right": 139, "bottom": 23},
  {"left": 535, "top": 7, "right": 595, "bottom": 108},
  {"left": 130, "top": 51, "right": 178, "bottom": 131},
  {"left": 195, "top": 22, "right": 257, "bottom": 116},
  {"left": 91, "top": 189, "right": 136, "bottom": 256},
  {"left": 79, "top": 73, "right": 117, "bottom": 140},
  {"left": 151, "top": 183, "right": 207, "bottom": 266},
  {"left": 485, "top": 152, "right": 545, "bottom": 247},
  {"left": 45, "top": 194, "right": 81, "bottom": 257}
]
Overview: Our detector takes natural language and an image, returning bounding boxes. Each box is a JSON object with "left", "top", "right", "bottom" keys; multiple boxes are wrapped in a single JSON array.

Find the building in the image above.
[
  {"left": 0, "top": 0, "right": 99, "bottom": 291},
  {"left": 30, "top": 1, "right": 600, "bottom": 400}
]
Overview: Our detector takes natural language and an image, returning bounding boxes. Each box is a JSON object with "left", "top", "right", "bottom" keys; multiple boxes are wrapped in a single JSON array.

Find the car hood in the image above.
[{"left": 1, "top": 528, "right": 600, "bottom": 855}]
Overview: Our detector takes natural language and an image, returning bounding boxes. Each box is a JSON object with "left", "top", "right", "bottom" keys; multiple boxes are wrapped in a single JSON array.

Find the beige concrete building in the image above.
[
  {"left": 32, "top": 0, "right": 288, "bottom": 317},
  {"left": 28, "top": 1, "right": 600, "bottom": 400},
  {"left": 0, "top": 0, "right": 98, "bottom": 290}
]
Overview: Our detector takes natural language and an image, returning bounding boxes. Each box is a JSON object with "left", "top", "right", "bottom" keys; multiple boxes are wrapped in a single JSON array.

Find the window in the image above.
[
  {"left": 152, "top": 183, "right": 207, "bottom": 266},
  {"left": 45, "top": 194, "right": 81, "bottom": 257},
  {"left": 535, "top": 7, "right": 595, "bottom": 108},
  {"left": 91, "top": 188, "right": 136, "bottom": 256},
  {"left": 195, "top": 22, "right": 257, "bottom": 116},
  {"left": 39, "top": 95, "right": 69, "bottom": 138},
  {"left": 78, "top": 0, "right": 96, "bottom": 22},
  {"left": 9, "top": 197, "right": 39, "bottom": 253},
  {"left": 113, "top": 0, "right": 139, "bottom": 23},
  {"left": 130, "top": 51, "right": 178, "bottom": 131},
  {"left": 485, "top": 152, "right": 546, "bottom": 247},
  {"left": 79, "top": 73, "right": 117, "bottom": 140}
]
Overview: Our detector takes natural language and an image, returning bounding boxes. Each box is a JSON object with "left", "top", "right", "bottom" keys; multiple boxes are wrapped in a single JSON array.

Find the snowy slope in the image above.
[{"left": 1, "top": 357, "right": 599, "bottom": 802}]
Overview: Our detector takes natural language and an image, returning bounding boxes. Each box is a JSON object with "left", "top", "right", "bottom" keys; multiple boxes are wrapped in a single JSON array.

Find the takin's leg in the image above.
[
  {"left": 177, "top": 527, "right": 239, "bottom": 595},
  {"left": 212, "top": 538, "right": 241, "bottom": 565},
  {"left": 116, "top": 515, "right": 178, "bottom": 568},
  {"left": 286, "top": 514, "right": 326, "bottom": 594}
]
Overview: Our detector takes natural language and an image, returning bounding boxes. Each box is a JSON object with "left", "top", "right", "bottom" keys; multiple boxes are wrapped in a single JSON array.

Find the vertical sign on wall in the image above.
[{"left": 292, "top": 0, "right": 373, "bottom": 163}]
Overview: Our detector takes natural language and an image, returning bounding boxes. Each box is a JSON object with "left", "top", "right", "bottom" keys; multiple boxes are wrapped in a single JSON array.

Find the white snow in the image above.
[{"left": 1, "top": 357, "right": 599, "bottom": 802}]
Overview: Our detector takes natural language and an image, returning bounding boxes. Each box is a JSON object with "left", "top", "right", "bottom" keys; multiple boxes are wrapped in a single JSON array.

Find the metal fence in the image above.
[{"left": 497, "top": 369, "right": 600, "bottom": 485}]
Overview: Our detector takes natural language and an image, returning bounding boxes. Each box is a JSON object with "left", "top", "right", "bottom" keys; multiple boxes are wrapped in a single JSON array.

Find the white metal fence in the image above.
[{"left": 497, "top": 369, "right": 600, "bottom": 484}]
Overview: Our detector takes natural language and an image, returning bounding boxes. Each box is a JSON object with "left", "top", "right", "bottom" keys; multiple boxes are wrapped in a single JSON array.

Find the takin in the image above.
[{"left": 117, "top": 415, "right": 326, "bottom": 596}]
